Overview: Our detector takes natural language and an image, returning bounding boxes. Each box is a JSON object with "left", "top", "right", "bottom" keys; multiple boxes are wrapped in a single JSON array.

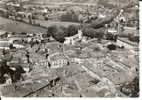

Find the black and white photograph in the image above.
[{"left": 0, "top": 0, "right": 139, "bottom": 98}]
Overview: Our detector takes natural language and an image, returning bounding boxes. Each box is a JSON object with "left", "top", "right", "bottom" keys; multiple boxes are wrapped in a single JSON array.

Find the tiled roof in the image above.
[{"left": 49, "top": 53, "right": 67, "bottom": 61}]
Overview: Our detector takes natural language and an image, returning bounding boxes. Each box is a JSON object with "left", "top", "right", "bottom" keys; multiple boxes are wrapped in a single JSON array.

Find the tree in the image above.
[
  {"left": 52, "top": 28, "right": 65, "bottom": 43},
  {"left": 9, "top": 44, "right": 16, "bottom": 49},
  {"left": 48, "top": 25, "right": 66, "bottom": 43},
  {"left": 82, "top": 27, "right": 105, "bottom": 39},
  {"left": 59, "top": 26, "right": 68, "bottom": 37},
  {"left": 48, "top": 25, "right": 57, "bottom": 35},
  {"left": 51, "top": 26, "right": 66, "bottom": 52},
  {"left": 9, "top": 65, "right": 25, "bottom": 83},
  {"left": 120, "top": 76, "right": 139, "bottom": 97},
  {"left": 106, "top": 33, "right": 114, "bottom": 40},
  {"left": 94, "top": 30, "right": 104, "bottom": 42},
  {"left": 107, "top": 44, "right": 117, "bottom": 50},
  {"left": 93, "top": 46, "right": 101, "bottom": 52},
  {"left": 82, "top": 27, "right": 95, "bottom": 38},
  {"left": 0, "top": 60, "right": 9, "bottom": 82},
  {"left": 128, "top": 33, "right": 139, "bottom": 43},
  {"left": 66, "top": 25, "right": 78, "bottom": 37}
]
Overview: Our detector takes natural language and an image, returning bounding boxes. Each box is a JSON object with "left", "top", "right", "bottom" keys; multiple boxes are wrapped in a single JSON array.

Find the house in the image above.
[
  {"left": 49, "top": 53, "right": 69, "bottom": 68},
  {"left": 64, "top": 30, "right": 83, "bottom": 45},
  {"left": 0, "top": 40, "right": 24, "bottom": 50},
  {"left": 0, "top": 40, "right": 12, "bottom": 50},
  {"left": 107, "top": 28, "right": 118, "bottom": 34},
  {"left": 50, "top": 59, "right": 68, "bottom": 68}
]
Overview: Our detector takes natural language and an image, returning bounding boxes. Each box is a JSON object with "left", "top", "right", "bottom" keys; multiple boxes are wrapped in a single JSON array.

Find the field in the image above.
[
  {"left": 0, "top": 17, "right": 79, "bottom": 33},
  {"left": 0, "top": 17, "right": 47, "bottom": 33}
]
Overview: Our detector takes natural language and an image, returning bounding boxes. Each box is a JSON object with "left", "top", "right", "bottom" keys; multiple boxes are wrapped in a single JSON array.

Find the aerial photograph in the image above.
[{"left": 0, "top": 0, "right": 139, "bottom": 97}]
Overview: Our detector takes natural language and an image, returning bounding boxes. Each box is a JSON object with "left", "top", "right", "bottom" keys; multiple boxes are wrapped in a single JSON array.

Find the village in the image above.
[{"left": 0, "top": 0, "right": 139, "bottom": 97}]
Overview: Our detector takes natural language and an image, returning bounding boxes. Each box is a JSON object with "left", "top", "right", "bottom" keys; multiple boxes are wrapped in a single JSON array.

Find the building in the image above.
[
  {"left": 64, "top": 30, "right": 83, "bottom": 45},
  {"left": 107, "top": 28, "right": 118, "bottom": 34},
  {"left": 49, "top": 53, "right": 69, "bottom": 68},
  {"left": 105, "top": 28, "right": 118, "bottom": 41},
  {"left": 0, "top": 39, "right": 25, "bottom": 50},
  {"left": 0, "top": 40, "right": 12, "bottom": 50},
  {"left": 4, "top": 74, "right": 12, "bottom": 85}
]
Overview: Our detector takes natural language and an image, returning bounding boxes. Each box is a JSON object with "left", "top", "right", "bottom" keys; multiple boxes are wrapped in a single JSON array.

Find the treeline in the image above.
[
  {"left": 44, "top": 24, "right": 106, "bottom": 43},
  {"left": 82, "top": 27, "right": 105, "bottom": 39},
  {"left": 45, "top": 24, "right": 79, "bottom": 43}
]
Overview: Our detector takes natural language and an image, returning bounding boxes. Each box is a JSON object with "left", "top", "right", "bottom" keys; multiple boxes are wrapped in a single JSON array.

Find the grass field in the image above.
[
  {"left": 0, "top": 17, "right": 79, "bottom": 33},
  {"left": 0, "top": 17, "right": 47, "bottom": 33}
]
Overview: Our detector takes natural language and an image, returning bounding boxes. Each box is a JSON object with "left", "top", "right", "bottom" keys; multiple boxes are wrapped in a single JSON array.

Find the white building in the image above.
[
  {"left": 50, "top": 59, "right": 68, "bottom": 68},
  {"left": 107, "top": 28, "right": 118, "bottom": 35},
  {"left": 64, "top": 30, "right": 83, "bottom": 45},
  {"left": 0, "top": 40, "right": 24, "bottom": 50},
  {"left": 49, "top": 53, "right": 68, "bottom": 69},
  {"left": 0, "top": 40, "right": 12, "bottom": 50}
]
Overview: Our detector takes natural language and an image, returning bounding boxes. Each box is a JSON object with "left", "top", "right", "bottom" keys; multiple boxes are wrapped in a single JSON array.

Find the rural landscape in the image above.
[{"left": 0, "top": 0, "right": 139, "bottom": 97}]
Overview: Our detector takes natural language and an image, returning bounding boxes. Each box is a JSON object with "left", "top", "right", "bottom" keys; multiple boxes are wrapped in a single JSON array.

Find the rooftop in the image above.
[{"left": 49, "top": 53, "right": 67, "bottom": 61}]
